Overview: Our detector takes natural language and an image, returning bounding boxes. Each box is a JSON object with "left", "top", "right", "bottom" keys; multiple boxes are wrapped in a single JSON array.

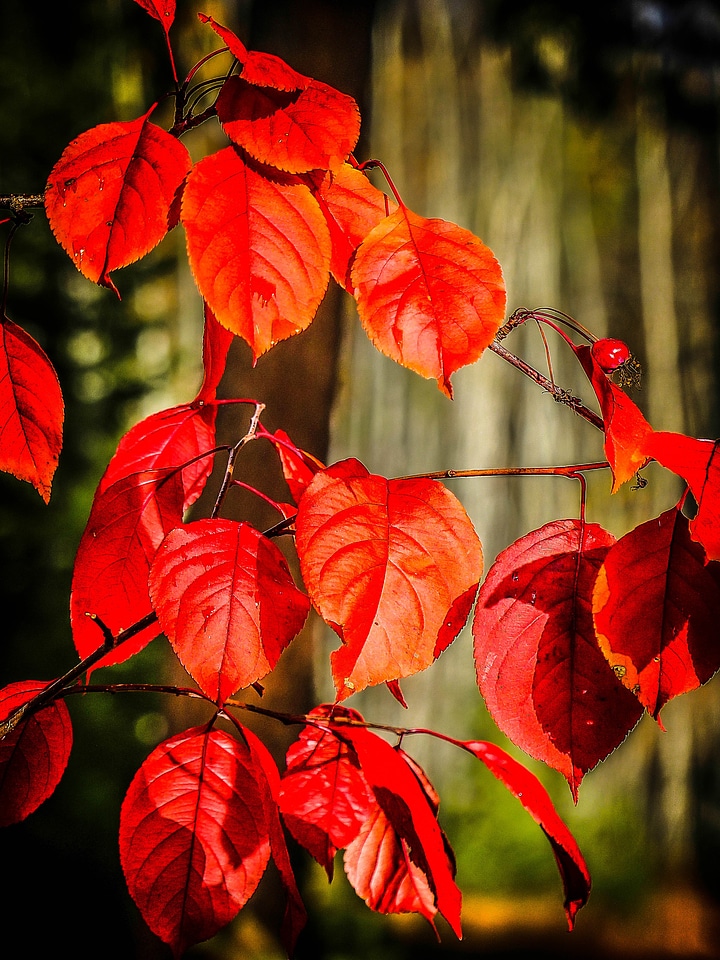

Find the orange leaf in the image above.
[
  {"left": 0, "top": 315, "right": 63, "bottom": 503},
  {"left": 574, "top": 344, "right": 653, "bottom": 491},
  {"left": 181, "top": 146, "right": 331, "bottom": 359},
  {"left": 295, "top": 458, "right": 483, "bottom": 700},
  {"left": 199, "top": 14, "right": 309, "bottom": 92},
  {"left": 351, "top": 206, "right": 506, "bottom": 397},
  {"left": 646, "top": 431, "right": 720, "bottom": 560},
  {"left": 309, "top": 164, "right": 397, "bottom": 291},
  {"left": 45, "top": 107, "right": 191, "bottom": 294},
  {"left": 217, "top": 75, "right": 361, "bottom": 174},
  {"left": 593, "top": 504, "right": 720, "bottom": 719}
]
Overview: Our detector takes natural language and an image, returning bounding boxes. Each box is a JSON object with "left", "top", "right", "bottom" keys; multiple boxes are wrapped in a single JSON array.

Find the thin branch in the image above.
[
  {"left": 489, "top": 340, "right": 604, "bottom": 430},
  {"left": 0, "top": 194, "right": 45, "bottom": 213},
  {"left": 0, "top": 612, "right": 158, "bottom": 740}
]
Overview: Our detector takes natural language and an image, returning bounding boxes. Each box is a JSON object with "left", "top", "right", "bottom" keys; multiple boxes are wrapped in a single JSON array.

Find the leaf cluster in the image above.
[{"left": 1, "top": 3, "right": 719, "bottom": 956}]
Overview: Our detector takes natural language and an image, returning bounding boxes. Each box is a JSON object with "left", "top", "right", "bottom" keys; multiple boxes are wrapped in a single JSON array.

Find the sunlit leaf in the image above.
[
  {"left": 351, "top": 206, "right": 506, "bottom": 397},
  {"left": 45, "top": 107, "right": 192, "bottom": 294},
  {"left": 341, "top": 725, "right": 462, "bottom": 937},
  {"left": 279, "top": 705, "right": 374, "bottom": 877},
  {"left": 574, "top": 344, "right": 653, "bottom": 491},
  {"left": 196, "top": 303, "right": 234, "bottom": 403},
  {"left": 295, "top": 458, "right": 483, "bottom": 700},
  {"left": 451, "top": 737, "right": 591, "bottom": 929},
  {"left": 134, "top": 0, "right": 175, "bottom": 27},
  {"left": 0, "top": 681, "right": 72, "bottom": 826},
  {"left": 70, "top": 469, "right": 185, "bottom": 668},
  {"left": 239, "top": 725, "right": 308, "bottom": 954},
  {"left": 308, "top": 164, "right": 397, "bottom": 290},
  {"left": 646, "top": 431, "right": 720, "bottom": 560},
  {"left": 181, "top": 146, "right": 331, "bottom": 359},
  {"left": 97, "top": 402, "right": 217, "bottom": 513},
  {"left": 473, "top": 519, "right": 643, "bottom": 800},
  {"left": 119, "top": 726, "right": 270, "bottom": 957},
  {"left": 199, "top": 14, "right": 309, "bottom": 92},
  {"left": 264, "top": 427, "right": 324, "bottom": 502},
  {"left": 0, "top": 315, "right": 63, "bottom": 503},
  {"left": 217, "top": 75, "right": 361, "bottom": 174},
  {"left": 149, "top": 519, "right": 310, "bottom": 702},
  {"left": 593, "top": 503, "right": 720, "bottom": 720}
]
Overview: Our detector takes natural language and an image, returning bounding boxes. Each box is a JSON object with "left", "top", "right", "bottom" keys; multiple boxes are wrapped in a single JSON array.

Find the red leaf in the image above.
[
  {"left": 181, "top": 146, "right": 331, "bottom": 359},
  {"left": 344, "top": 798, "right": 439, "bottom": 929},
  {"left": 473, "top": 519, "right": 643, "bottom": 800},
  {"left": 149, "top": 519, "right": 310, "bottom": 703},
  {"left": 45, "top": 108, "right": 192, "bottom": 294},
  {"left": 196, "top": 304, "right": 234, "bottom": 402},
  {"left": 264, "top": 427, "right": 324, "bottom": 502},
  {"left": 593, "top": 504, "right": 720, "bottom": 720},
  {"left": 452, "top": 738, "right": 591, "bottom": 929},
  {"left": 646, "top": 432, "right": 720, "bottom": 560},
  {"left": 341, "top": 726, "right": 462, "bottom": 937},
  {"left": 308, "top": 164, "right": 397, "bottom": 290},
  {"left": 295, "top": 458, "right": 483, "bottom": 700},
  {"left": 239, "top": 724, "right": 308, "bottom": 954},
  {"left": 134, "top": 0, "right": 175, "bottom": 28},
  {"left": 97, "top": 403, "right": 217, "bottom": 512},
  {"left": 574, "top": 344, "right": 653, "bottom": 492},
  {"left": 119, "top": 726, "right": 271, "bottom": 957},
  {"left": 0, "top": 680, "right": 72, "bottom": 826},
  {"left": 0, "top": 315, "right": 63, "bottom": 503},
  {"left": 351, "top": 206, "right": 506, "bottom": 397},
  {"left": 199, "top": 14, "right": 309, "bottom": 92},
  {"left": 217, "top": 75, "right": 361, "bottom": 174},
  {"left": 70, "top": 469, "right": 185, "bottom": 668},
  {"left": 278, "top": 705, "right": 374, "bottom": 877}
]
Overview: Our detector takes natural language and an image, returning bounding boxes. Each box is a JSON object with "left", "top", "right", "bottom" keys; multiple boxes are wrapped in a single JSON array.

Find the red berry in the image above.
[{"left": 591, "top": 337, "right": 631, "bottom": 373}]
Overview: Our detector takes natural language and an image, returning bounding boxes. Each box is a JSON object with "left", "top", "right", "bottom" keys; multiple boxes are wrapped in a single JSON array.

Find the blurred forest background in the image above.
[{"left": 2, "top": 0, "right": 720, "bottom": 958}]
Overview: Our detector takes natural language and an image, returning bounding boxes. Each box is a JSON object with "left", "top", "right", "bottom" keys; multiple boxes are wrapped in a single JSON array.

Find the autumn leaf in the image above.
[
  {"left": 279, "top": 705, "right": 374, "bottom": 877},
  {"left": 196, "top": 303, "right": 234, "bottom": 402},
  {"left": 295, "top": 458, "right": 483, "bottom": 700},
  {"left": 45, "top": 107, "right": 192, "bottom": 294},
  {"left": 0, "top": 314, "right": 63, "bottom": 503},
  {"left": 450, "top": 737, "right": 591, "bottom": 929},
  {"left": 646, "top": 431, "right": 720, "bottom": 560},
  {"left": 134, "top": 0, "right": 175, "bottom": 27},
  {"left": 199, "top": 13, "right": 310, "bottom": 92},
  {"left": 217, "top": 75, "right": 361, "bottom": 174},
  {"left": 149, "top": 519, "right": 311, "bottom": 702},
  {"left": 351, "top": 205, "right": 506, "bottom": 397},
  {"left": 574, "top": 344, "right": 653, "bottom": 491},
  {"left": 119, "top": 726, "right": 271, "bottom": 957},
  {"left": 341, "top": 725, "right": 462, "bottom": 937},
  {"left": 308, "top": 164, "right": 397, "bottom": 290},
  {"left": 473, "top": 519, "right": 643, "bottom": 800},
  {"left": 70, "top": 468, "right": 185, "bottom": 667},
  {"left": 97, "top": 402, "right": 217, "bottom": 513},
  {"left": 0, "top": 680, "right": 73, "bottom": 827},
  {"left": 181, "top": 146, "right": 331, "bottom": 359},
  {"left": 264, "top": 426, "right": 324, "bottom": 502},
  {"left": 593, "top": 503, "right": 720, "bottom": 720},
  {"left": 239, "top": 725, "right": 308, "bottom": 954}
]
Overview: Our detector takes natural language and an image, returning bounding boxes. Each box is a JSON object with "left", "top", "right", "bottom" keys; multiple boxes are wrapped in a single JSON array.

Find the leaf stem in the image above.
[
  {"left": 396, "top": 461, "right": 610, "bottom": 483},
  {"left": 0, "top": 612, "right": 158, "bottom": 739}
]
